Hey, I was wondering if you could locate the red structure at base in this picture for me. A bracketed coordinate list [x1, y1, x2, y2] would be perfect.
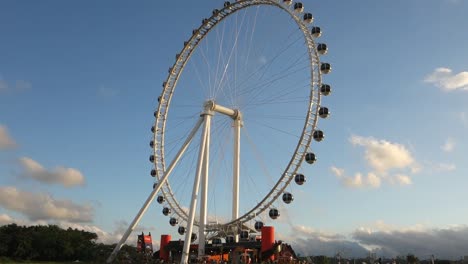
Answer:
[159, 234, 171, 261]
[261, 226, 275, 261]
[157, 225, 298, 263]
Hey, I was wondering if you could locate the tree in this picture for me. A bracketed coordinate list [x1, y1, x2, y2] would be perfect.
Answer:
[407, 254, 419, 264]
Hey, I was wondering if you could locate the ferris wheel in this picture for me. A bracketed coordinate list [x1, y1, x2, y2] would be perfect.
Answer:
[109, 0, 332, 263]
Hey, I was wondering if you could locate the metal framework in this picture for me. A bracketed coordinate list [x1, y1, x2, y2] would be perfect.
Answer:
[107, 0, 331, 263]
[153, 0, 322, 231]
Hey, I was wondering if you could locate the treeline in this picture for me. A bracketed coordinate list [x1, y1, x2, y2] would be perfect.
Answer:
[0, 223, 146, 263]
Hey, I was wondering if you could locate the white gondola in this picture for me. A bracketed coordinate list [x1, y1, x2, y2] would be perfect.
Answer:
[295, 173, 306, 185]
[162, 207, 171, 216]
[305, 152, 316, 164]
[319, 107, 330, 118]
[169, 217, 178, 226]
[311, 26, 322, 38]
[313, 130, 325, 141]
[303, 13, 313, 23]
[294, 2, 304, 12]
[269, 208, 280, 219]
[240, 230, 249, 239]
[225, 236, 234, 243]
[320, 63, 332, 74]
[178, 226, 186, 235]
[254, 221, 264, 231]
[317, 43, 328, 55]
[282, 192, 294, 204]
[320, 84, 331, 96]
[157, 195, 165, 204]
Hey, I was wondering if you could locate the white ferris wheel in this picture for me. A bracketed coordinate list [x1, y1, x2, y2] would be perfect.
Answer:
[109, 0, 332, 263]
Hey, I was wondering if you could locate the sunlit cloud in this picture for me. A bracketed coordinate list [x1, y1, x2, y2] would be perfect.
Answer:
[441, 138, 455, 152]
[350, 135, 416, 173]
[331, 136, 418, 189]
[0, 186, 93, 222]
[0, 125, 17, 149]
[18, 157, 85, 187]
[0, 213, 15, 225]
[394, 174, 412, 185]
[424, 67, 468, 91]
[331, 168, 382, 189]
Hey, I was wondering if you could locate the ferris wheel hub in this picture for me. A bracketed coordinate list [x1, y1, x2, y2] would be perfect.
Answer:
[203, 100, 241, 120]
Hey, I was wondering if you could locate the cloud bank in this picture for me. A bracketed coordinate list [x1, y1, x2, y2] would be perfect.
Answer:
[18, 157, 85, 187]
[288, 224, 468, 260]
[0, 186, 93, 222]
[352, 225, 468, 260]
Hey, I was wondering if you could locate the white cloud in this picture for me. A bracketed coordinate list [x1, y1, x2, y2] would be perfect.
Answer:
[366, 172, 381, 188]
[0, 125, 17, 149]
[331, 136, 417, 189]
[19, 157, 85, 187]
[331, 168, 381, 189]
[343, 173, 364, 188]
[330, 166, 344, 177]
[0, 186, 93, 222]
[350, 135, 416, 173]
[441, 138, 455, 152]
[424, 67, 468, 91]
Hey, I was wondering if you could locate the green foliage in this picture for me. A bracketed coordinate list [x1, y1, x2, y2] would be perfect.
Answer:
[0, 224, 98, 262]
[313, 255, 330, 264]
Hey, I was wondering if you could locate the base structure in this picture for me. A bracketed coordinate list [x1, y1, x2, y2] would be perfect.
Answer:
[107, 101, 242, 264]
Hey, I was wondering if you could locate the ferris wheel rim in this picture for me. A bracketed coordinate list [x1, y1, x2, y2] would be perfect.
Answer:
[152, 0, 325, 230]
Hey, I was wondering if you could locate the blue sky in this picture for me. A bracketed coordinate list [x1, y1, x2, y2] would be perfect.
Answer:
[1, 0, 468, 259]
